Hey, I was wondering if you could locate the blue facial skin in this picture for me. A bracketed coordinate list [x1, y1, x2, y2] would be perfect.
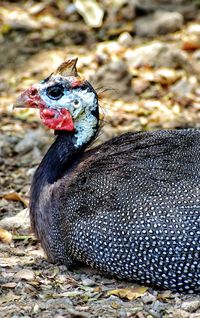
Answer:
[38, 75, 99, 148]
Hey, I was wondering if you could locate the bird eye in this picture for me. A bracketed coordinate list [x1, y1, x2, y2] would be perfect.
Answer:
[47, 85, 63, 100]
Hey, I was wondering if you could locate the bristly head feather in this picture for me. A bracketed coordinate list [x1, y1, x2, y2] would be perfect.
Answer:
[14, 57, 99, 140]
[54, 58, 79, 77]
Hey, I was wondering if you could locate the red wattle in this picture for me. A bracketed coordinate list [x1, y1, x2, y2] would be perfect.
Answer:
[40, 108, 75, 131]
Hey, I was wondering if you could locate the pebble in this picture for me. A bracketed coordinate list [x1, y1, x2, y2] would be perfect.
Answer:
[182, 23, 200, 51]
[91, 60, 132, 97]
[181, 300, 200, 313]
[14, 128, 49, 154]
[118, 32, 133, 47]
[128, 306, 144, 315]
[193, 49, 200, 60]
[67, 307, 91, 318]
[81, 278, 96, 286]
[0, 135, 18, 157]
[43, 298, 73, 310]
[107, 295, 124, 305]
[150, 300, 167, 315]
[182, 34, 200, 51]
[187, 24, 200, 35]
[32, 146, 42, 163]
[134, 1, 197, 21]
[118, 307, 127, 318]
[135, 10, 183, 37]
[171, 78, 195, 97]
[125, 42, 189, 69]
[170, 309, 191, 318]
[142, 293, 157, 304]
[11, 316, 31, 318]
[15, 269, 35, 281]
[132, 78, 150, 94]
[26, 166, 37, 177]
[154, 68, 181, 85]
[0, 208, 30, 230]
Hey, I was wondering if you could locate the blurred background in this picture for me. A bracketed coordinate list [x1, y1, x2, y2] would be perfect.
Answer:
[0, 0, 200, 216]
[0, 2, 200, 316]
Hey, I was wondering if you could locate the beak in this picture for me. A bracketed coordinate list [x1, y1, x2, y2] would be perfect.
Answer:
[13, 93, 29, 109]
[13, 85, 44, 109]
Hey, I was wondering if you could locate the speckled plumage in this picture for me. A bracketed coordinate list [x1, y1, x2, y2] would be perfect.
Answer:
[14, 58, 199, 292]
[31, 129, 200, 293]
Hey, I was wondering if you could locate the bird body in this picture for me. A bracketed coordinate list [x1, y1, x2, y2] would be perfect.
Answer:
[14, 59, 200, 293]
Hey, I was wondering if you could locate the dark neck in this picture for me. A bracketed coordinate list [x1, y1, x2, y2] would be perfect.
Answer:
[29, 131, 88, 259]
[34, 131, 87, 185]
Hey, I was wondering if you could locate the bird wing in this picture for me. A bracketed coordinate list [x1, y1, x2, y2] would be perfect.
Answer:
[78, 129, 200, 182]
[60, 129, 200, 216]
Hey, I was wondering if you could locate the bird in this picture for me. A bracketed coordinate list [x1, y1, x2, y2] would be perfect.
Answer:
[14, 58, 200, 293]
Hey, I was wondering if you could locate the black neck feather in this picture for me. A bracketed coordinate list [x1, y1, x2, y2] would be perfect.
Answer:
[33, 132, 86, 186]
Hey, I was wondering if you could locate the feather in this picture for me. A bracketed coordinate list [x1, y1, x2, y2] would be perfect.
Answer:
[54, 58, 79, 77]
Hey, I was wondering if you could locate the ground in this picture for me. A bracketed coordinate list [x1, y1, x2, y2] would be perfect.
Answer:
[0, 1, 200, 317]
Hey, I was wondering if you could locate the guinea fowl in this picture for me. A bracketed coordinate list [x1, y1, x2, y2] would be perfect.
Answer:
[14, 58, 200, 293]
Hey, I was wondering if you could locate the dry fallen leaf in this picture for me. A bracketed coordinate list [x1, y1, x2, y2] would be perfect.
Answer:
[0, 291, 20, 305]
[1, 192, 28, 207]
[0, 228, 12, 244]
[1, 282, 17, 288]
[107, 286, 148, 301]
[0, 256, 19, 267]
[111, 301, 120, 309]
[15, 269, 35, 281]
[157, 290, 173, 301]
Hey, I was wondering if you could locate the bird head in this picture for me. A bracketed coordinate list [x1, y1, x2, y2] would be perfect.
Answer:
[14, 58, 98, 132]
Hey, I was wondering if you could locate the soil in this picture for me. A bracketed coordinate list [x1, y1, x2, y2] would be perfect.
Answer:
[0, 1, 200, 317]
